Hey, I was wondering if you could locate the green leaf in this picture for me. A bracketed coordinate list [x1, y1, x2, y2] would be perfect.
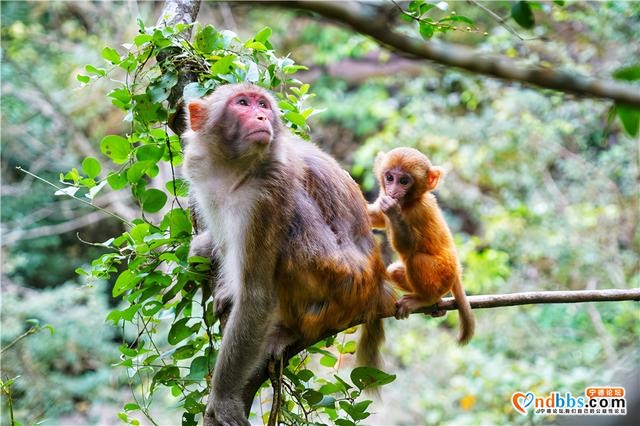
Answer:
[119, 344, 137, 357]
[107, 171, 128, 190]
[338, 340, 356, 354]
[108, 303, 140, 323]
[141, 300, 163, 316]
[419, 3, 435, 14]
[319, 383, 342, 395]
[211, 55, 236, 75]
[133, 93, 166, 122]
[123, 403, 140, 412]
[119, 52, 138, 73]
[85, 64, 106, 77]
[511, 1, 535, 29]
[168, 318, 201, 345]
[419, 21, 435, 39]
[164, 208, 192, 238]
[353, 400, 373, 413]
[282, 64, 308, 74]
[166, 178, 189, 197]
[254, 26, 272, 43]
[245, 41, 267, 51]
[80, 177, 96, 188]
[76, 74, 90, 83]
[186, 356, 209, 381]
[82, 157, 101, 178]
[302, 389, 323, 405]
[297, 369, 314, 382]
[333, 375, 353, 391]
[173, 344, 197, 360]
[194, 25, 219, 54]
[152, 365, 180, 388]
[134, 34, 153, 46]
[283, 111, 307, 127]
[408, 0, 425, 13]
[149, 72, 178, 103]
[108, 87, 132, 109]
[320, 354, 337, 368]
[339, 399, 370, 421]
[101, 46, 121, 64]
[136, 144, 165, 162]
[616, 105, 640, 137]
[316, 396, 337, 409]
[440, 15, 475, 25]
[350, 366, 396, 391]
[129, 223, 149, 243]
[335, 413, 357, 425]
[613, 64, 640, 81]
[100, 135, 131, 164]
[183, 82, 211, 101]
[113, 270, 141, 297]
[182, 412, 197, 426]
[63, 167, 81, 184]
[142, 189, 167, 213]
[126, 162, 150, 183]
[553, 0, 565, 5]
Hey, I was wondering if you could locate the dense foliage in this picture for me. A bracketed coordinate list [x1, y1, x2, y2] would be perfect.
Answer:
[1, 1, 638, 425]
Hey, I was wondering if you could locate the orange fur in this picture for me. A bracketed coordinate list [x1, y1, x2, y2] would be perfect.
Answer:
[369, 147, 475, 344]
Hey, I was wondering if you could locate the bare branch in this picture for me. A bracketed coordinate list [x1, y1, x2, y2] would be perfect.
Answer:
[1, 211, 107, 246]
[239, 287, 640, 413]
[415, 288, 640, 313]
[297, 51, 424, 84]
[271, 1, 640, 107]
[155, 0, 201, 33]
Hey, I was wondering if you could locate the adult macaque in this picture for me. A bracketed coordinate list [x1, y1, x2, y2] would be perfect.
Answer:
[183, 83, 395, 425]
[368, 148, 475, 344]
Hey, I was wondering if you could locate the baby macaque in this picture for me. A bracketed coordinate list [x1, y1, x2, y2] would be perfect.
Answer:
[368, 147, 475, 344]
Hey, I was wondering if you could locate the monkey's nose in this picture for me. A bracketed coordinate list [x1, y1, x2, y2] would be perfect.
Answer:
[256, 115, 266, 121]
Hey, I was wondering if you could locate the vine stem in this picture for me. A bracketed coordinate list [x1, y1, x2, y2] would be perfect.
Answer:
[1, 327, 39, 354]
[16, 166, 133, 227]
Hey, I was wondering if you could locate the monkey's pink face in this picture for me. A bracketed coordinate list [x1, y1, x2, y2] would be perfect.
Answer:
[383, 169, 413, 200]
[226, 92, 275, 145]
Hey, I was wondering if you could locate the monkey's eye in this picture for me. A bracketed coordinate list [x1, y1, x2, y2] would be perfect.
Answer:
[399, 177, 410, 185]
[258, 99, 267, 108]
[385, 174, 393, 182]
[237, 98, 249, 106]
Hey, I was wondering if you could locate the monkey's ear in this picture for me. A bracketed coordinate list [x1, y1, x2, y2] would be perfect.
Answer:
[187, 100, 207, 131]
[427, 166, 445, 190]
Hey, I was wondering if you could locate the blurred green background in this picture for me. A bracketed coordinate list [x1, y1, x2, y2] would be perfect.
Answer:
[1, 1, 638, 425]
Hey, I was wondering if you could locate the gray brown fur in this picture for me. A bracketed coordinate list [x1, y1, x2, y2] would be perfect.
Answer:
[183, 83, 395, 425]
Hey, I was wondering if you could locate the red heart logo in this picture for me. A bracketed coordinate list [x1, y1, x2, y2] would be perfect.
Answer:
[511, 392, 534, 415]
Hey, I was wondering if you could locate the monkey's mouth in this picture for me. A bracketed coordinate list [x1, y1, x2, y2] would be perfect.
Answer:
[246, 129, 272, 143]
[248, 129, 271, 136]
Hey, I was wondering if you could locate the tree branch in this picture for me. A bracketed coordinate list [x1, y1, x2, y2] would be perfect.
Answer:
[155, 0, 201, 31]
[156, 0, 202, 136]
[1, 210, 108, 246]
[240, 288, 640, 413]
[273, 1, 640, 107]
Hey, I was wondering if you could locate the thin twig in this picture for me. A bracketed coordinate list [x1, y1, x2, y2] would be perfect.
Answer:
[15, 167, 133, 227]
[1, 328, 39, 354]
[467, 0, 541, 41]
